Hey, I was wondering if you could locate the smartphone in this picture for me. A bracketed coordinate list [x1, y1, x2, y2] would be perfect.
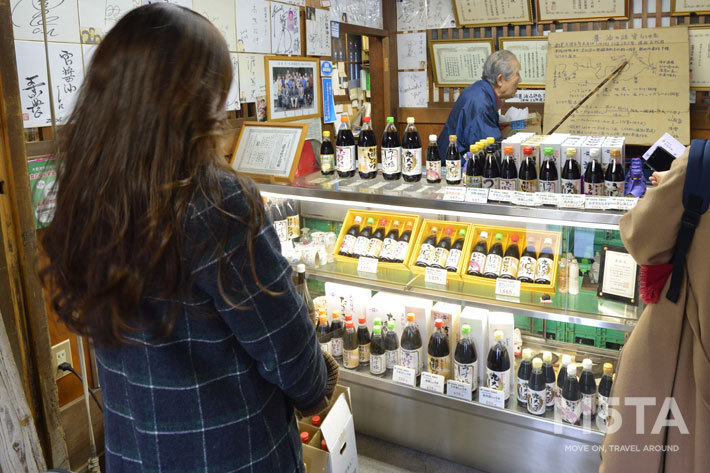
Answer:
[644, 146, 676, 172]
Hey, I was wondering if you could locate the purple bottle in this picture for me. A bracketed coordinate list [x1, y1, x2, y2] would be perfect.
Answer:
[623, 157, 647, 198]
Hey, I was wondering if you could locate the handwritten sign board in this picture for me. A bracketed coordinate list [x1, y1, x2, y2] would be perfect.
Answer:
[453, 0, 532, 27]
[238, 53, 267, 103]
[499, 37, 547, 88]
[429, 39, 495, 87]
[397, 0, 426, 32]
[236, 0, 271, 54]
[77, 0, 136, 43]
[11, 0, 80, 42]
[543, 27, 690, 145]
[47, 43, 84, 124]
[537, 0, 628, 23]
[15, 41, 51, 128]
[193, 0, 237, 52]
[690, 26, 710, 90]
[271, 3, 301, 55]
[427, 0, 457, 29]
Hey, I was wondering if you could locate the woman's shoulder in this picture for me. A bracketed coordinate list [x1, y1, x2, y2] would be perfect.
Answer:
[186, 168, 260, 225]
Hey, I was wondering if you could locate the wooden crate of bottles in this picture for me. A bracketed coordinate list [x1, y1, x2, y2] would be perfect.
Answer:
[460, 225, 562, 294]
[332, 209, 421, 269]
[406, 219, 473, 282]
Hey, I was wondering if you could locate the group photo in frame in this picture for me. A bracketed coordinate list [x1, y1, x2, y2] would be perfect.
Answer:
[265, 56, 321, 121]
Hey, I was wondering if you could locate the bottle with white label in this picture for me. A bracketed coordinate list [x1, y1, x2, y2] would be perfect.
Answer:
[379, 220, 400, 263]
[329, 311, 344, 359]
[534, 237, 555, 284]
[486, 329, 511, 402]
[517, 348, 533, 407]
[527, 358, 547, 416]
[381, 116, 401, 180]
[445, 135, 462, 185]
[500, 146, 518, 191]
[426, 134, 442, 184]
[415, 227, 439, 267]
[393, 221, 414, 264]
[483, 233, 505, 278]
[316, 312, 331, 355]
[384, 321, 400, 371]
[597, 363, 614, 423]
[556, 354, 572, 411]
[561, 363, 582, 425]
[445, 228, 467, 272]
[400, 313, 423, 376]
[517, 237, 537, 283]
[430, 227, 453, 270]
[579, 358, 597, 419]
[538, 147, 558, 193]
[542, 351, 556, 410]
[370, 326, 386, 376]
[358, 116, 378, 179]
[466, 231, 489, 276]
[427, 319, 451, 380]
[353, 217, 375, 258]
[342, 321, 359, 369]
[367, 218, 387, 259]
[454, 324, 478, 391]
[339, 216, 362, 258]
[320, 131, 335, 175]
[500, 234, 521, 279]
[561, 147, 582, 194]
[402, 117, 422, 182]
[335, 115, 356, 178]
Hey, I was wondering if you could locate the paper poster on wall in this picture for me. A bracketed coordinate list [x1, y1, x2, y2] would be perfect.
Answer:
[47, 43, 85, 124]
[397, 0, 426, 32]
[236, 0, 271, 54]
[429, 39, 494, 87]
[306, 7, 332, 57]
[271, 2, 301, 55]
[11, 0, 81, 42]
[78, 0, 139, 43]
[397, 33, 427, 70]
[238, 53, 266, 103]
[193, 0, 237, 52]
[321, 61, 337, 123]
[453, 0, 532, 27]
[15, 41, 52, 128]
[537, 0, 627, 22]
[689, 26, 710, 90]
[499, 37, 547, 88]
[346, 0, 366, 26]
[366, 0, 383, 29]
[398, 71, 428, 108]
[673, 0, 710, 15]
[28, 156, 62, 229]
[426, 0, 457, 29]
[226, 53, 241, 111]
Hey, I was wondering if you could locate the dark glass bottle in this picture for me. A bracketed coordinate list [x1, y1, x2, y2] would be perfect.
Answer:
[454, 324, 478, 391]
[539, 148, 558, 193]
[317, 312, 331, 354]
[381, 116, 402, 180]
[425, 134, 442, 184]
[469, 143, 485, 188]
[296, 264, 315, 325]
[580, 358, 597, 419]
[466, 231, 488, 276]
[445, 135, 462, 185]
[285, 200, 300, 241]
[379, 220, 400, 263]
[366, 218, 387, 259]
[604, 153, 625, 196]
[584, 150, 605, 196]
[357, 316, 371, 366]
[517, 348, 533, 407]
[320, 131, 335, 175]
[518, 147, 538, 192]
[336, 115, 356, 178]
[445, 228, 467, 272]
[462, 145, 474, 187]
[486, 330, 511, 402]
[342, 321, 359, 369]
[483, 233, 504, 279]
[500, 146, 518, 191]
[561, 364, 582, 425]
[369, 326, 386, 376]
[556, 354, 571, 411]
[384, 321, 400, 371]
[339, 216, 361, 258]
[561, 148, 581, 194]
[357, 116, 377, 179]
[517, 237, 537, 283]
[393, 221, 413, 263]
[329, 311, 344, 359]
[427, 319, 451, 380]
[542, 351, 556, 410]
[353, 217, 375, 258]
[482, 145, 500, 189]
[402, 117, 422, 182]
[534, 237, 555, 284]
[430, 227, 453, 270]
[271, 199, 289, 242]
[500, 234, 520, 280]
[527, 358, 546, 416]
[597, 363, 614, 423]
[415, 227, 438, 267]
[400, 313, 423, 376]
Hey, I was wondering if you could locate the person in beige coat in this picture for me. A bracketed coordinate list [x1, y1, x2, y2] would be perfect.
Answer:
[600, 149, 710, 472]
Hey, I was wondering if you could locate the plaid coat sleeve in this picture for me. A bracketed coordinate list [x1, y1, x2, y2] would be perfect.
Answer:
[187, 176, 328, 411]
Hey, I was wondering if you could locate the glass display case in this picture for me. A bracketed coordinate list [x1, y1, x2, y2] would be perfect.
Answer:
[259, 172, 638, 472]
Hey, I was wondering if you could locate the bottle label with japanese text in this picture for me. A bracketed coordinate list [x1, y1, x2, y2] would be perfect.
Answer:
[394, 240, 410, 262]
[385, 349, 399, 370]
[426, 160, 441, 181]
[482, 177, 499, 189]
[399, 348, 421, 375]
[367, 238, 384, 259]
[415, 243, 434, 266]
[445, 249, 462, 271]
[380, 237, 397, 261]
[519, 179, 536, 193]
[336, 146, 355, 171]
[517, 377, 529, 404]
[605, 181, 624, 197]
[500, 256, 519, 279]
[582, 393, 597, 417]
[517, 256, 536, 280]
[467, 252, 487, 275]
[527, 388, 546, 415]
[321, 154, 334, 173]
[538, 181, 556, 193]
[486, 368, 511, 400]
[483, 254, 502, 276]
[354, 235, 370, 257]
[427, 354, 451, 380]
[343, 348, 359, 369]
[320, 341, 331, 355]
[454, 360, 478, 390]
[402, 148, 422, 176]
[340, 234, 357, 255]
[331, 337, 343, 357]
[598, 394, 610, 421]
[561, 179, 580, 194]
[584, 182, 604, 196]
[358, 146, 378, 173]
[358, 343, 371, 364]
[446, 160, 462, 181]
[561, 398, 582, 425]
[546, 382, 555, 407]
[370, 354, 386, 375]
[287, 215, 300, 239]
[535, 257, 554, 283]
[500, 178, 516, 191]
[382, 147, 401, 174]
[432, 247, 449, 268]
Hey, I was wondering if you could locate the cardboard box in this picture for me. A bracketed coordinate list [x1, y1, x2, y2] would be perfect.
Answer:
[499, 112, 542, 138]
[560, 136, 586, 170]
[457, 307, 489, 388]
[430, 302, 461, 354]
[602, 136, 625, 172]
[325, 282, 371, 320]
[365, 291, 406, 332]
[540, 133, 571, 175]
[581, 136, 605, 173]
[501, 132, 536, 168]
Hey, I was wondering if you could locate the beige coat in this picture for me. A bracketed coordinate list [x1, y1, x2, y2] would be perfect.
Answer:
[600, 150, 710, 472]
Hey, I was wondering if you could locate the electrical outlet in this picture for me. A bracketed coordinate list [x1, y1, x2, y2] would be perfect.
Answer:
[51, 339, 72, 380]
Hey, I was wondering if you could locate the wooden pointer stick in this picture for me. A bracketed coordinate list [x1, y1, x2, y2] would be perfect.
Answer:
[547, 60, 628, 134]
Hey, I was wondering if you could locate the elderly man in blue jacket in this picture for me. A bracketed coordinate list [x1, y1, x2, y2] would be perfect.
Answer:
[438, 50, 521, 160]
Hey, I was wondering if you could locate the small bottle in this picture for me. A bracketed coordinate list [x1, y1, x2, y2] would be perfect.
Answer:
[335, 115, 356, 178]
[454, 324, 478, 392]
[542, 351, 556, 410]
[483, 233, 504, 279]
[517, 348, 533, 407]
[300, 432, 310, 444]
[370, 326, 386, 376]
[527, 357, 547, 416]
[597, 363, 614, 423]
[296, 264, 315, 325]
[561, 148, 582, 194]
[539, 147, 558, 193]
[357, 116, 378, 179]
[342, 321, 359, 369]
[445, 135, 462, 185]
[379, 220, 400, 262]
[402, 117, 422, 182]
[463, 144, 477, 187]
[569, 259, 580, 295]
[518, 146, 538, 192]
[425, 134, 442, 184]
[357, 316, 371, 366]
[384, 321, 400, 371]
[580, 358, 597, 419]
[500, 234, 520, 279]
[400, 313, 423, 376]
[320, 131, 335, 175]
[427, 319, 451, 380]
[317, 312, 331, 354]
[339, 216, 362, 258]
[430, 227, 453, 270]
[517, 237, 537, 283]
[271, 199, 289, 242]
[445, 228, 467, 272]
[500, 146, 518, 191]
[469, 143, 484, 188]
[604, 149, 625, 196]
[381, 116, 402, 180]
[558, 257, 569, 293]
[482, 145, 500, 189]
[466, 231, 489, 276]
[534, 237, 555, 284]
[486, 329, 511, 402]
[366, 218, 387, 259]
[393, 221, 413, 264]
[353, 217, 375, 258]
[561, 363, 582, 425]
[285, 200, 300, 240]
[584, 149, 605, 196]
[556, 354, 572, 410]
[415, 226, 438, 267]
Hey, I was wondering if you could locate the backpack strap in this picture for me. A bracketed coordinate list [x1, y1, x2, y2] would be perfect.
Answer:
[666, 139, 710, 302]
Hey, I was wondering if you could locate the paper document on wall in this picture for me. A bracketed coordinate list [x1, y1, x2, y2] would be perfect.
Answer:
[47, 43, 84, 124]
[397, 0, 426, 32]
[271, 2, 301, 55]
[226, 53, 241, 111]
[689, 27, 710, 89]
[11, 0, 80, 42]
[426, 0, 456, 29]
[502, 39, 547, 86]
[15, 41, 52, 128]
[77, 0, 138, 43]
[236, 0, 271, 54]
[193, 0, 237, 52]
[398, 71, 428, 108]
[306, 7, 332, 57]
[397, 33, 427, 70]
[238, 53, 267, 103]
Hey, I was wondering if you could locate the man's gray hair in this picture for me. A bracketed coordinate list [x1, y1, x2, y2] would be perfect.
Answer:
[482, 50, 518, 86]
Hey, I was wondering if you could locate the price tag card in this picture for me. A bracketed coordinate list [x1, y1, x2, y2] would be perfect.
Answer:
[309, 177, 328, 184]
[611, 196, 639, 211]
[443, 186, 466, 201]
[393, 184, 413, 192]
[465, 187, 489, 203]
[585, 196, 612, 210]
[368, 181, 389, 190]
[495, 278, 521, 298]
[447, 380, 473, 401]
[392, 365, 417, 387]
[536, 192, 560, 207]
[488, 189, 513, 203]
[420, 372, 445, 394]
[558, 194, 586, 209]
[512, 191, 541, 207]
[357, 257, 379, 274]
[425, 267, 448, 285]
[479, 386, 506, 409]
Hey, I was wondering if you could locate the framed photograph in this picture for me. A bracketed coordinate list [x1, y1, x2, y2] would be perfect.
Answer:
[537, 0, 629, 23]
[265, 56, 321, 121]
[429, 39, 495, 88]
[452, 0, 532, 27]
[689, 26, 710, 90]
[499, 36, 547, 88]
[230, 122, 308, 184]
[597, 245, 639, 306]
[672, 0, 710, 15]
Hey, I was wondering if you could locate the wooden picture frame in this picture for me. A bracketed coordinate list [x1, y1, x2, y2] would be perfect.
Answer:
[597, 245, 639, 306]
[537, 0, 629, 23]
[672, 0, 710, 15]
[689, 25, 710, 90]
[499, 36, 547, 89]
[429, 39, 495, 88]
[265, 56, 321, 122]
[230, 122, 308, 184]
[452, 0, 533, 27]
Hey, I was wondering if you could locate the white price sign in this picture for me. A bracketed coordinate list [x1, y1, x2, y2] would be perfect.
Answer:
[425, 267, 448, 285]
[357, 257, 379, 274]
[447, 379, 473, 401]
[558, 194, 586, 209]
[585, 196, 612, 210]
[479, 386, 506, 409]
[495, 278, 521, 298]
[611, 196, 639, 211]
[536, 192, 560, 207]
[392, 365, 417, 387]
[465, 187, 489, 203]
[488, 189, 514, 203]
[512, 191, 541, 207]
[443, 186, 466, 201]
[420, 372, 445, 394]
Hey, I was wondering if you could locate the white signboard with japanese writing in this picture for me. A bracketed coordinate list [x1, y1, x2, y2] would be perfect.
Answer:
[499, 37, 547, 88]
[15, 40, 52, 128]
[430, 39, 494, 87]
[237, 0, 271, 53]
[47, 43, 84, 124]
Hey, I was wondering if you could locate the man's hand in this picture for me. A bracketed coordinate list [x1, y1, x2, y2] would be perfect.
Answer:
[650, 171, 669, 187]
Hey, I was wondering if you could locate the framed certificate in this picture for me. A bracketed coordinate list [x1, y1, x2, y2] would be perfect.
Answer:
[230, 122, 308, 184]
[265, 56, 321, 121]
[537, 0, 629, 23]
[499, 36, 547, 88]
[597, 245, 639, 305]
[452, 0, 533, 27]
[429, 39, 495, 88]
[689, 26, 710, 90]
[672, 0, 710, 15]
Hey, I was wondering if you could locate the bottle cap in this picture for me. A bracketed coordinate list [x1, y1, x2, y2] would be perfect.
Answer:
[590, 148, 601, 159]
[567, 363, 577, 377]
[332, 311, 341, 319]
[543, 237, 553, 246]
[393, 220, 400, 227]
[543, 351, 552, 363]
[387, 321, 396, 330]
[358, 316, 366, 324]
[522, 348, 533, 360]
[344, 313, 352, 320]
[504, 146, 514, 154]
[365, 217, 374, 225]
[544, 147, 554, 155]
[406, 312, 415, 322]
[321, 439, 328, 451]
[319, 314, 328, 323]
[434, 318, 443, 328]
[341, 115, 348, 122]
[510, 234, 519, 243]
[373, 326, 382, 335]
[297, 263, 306, 273]
[610, 149, 621, 157]
[311, 415, 321, 426]
[523, 146, 533, 155]
[582, 358, 593, 370]
[407, 117, 415, 124]
[323, 131, 330, 137]
[469, 144, 476, 152]
[449, 135, 457, 142]
[444, 227, 453, 236]
[532, 358, 543, 370]
[430, 226, 439, 234]
[566, 148, 577, 157]
[405, 221, 413, 229]
[494, 329, 504, 341]
[363, 116, 371, 123]
[300, 432, 310, 443]
[458, 228, 466, 237]
[378, 218, 387, 226]
[603, 363, 614, 375]
[386, 116, 394, 123]
[480, 231, 489, 239]
[354, 216, 362, 224]
[373, 318, 382, 326]
[494, 233, 503, 241]
[561, 354, 571, 365]
[486, 137, 495, 144]
[345, 321, 354, 329]
[461, 324, 471, 335]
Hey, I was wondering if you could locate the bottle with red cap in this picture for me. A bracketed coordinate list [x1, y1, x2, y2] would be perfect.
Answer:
[358, 116, 378, 179]
[336, 115, 356, 178]
[342, 320, 359, 369]
[357, 316, 371, 365]
[399, 312, 423, 375]
[499, 234, 520, 279]
[427, 318, 451, 380]
[518, 146, 538, 192]
[300, 432, 310, 444]
[311, 415, 322, 427]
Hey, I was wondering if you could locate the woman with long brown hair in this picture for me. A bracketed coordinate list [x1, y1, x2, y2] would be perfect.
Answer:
[40, 4, 337, 472]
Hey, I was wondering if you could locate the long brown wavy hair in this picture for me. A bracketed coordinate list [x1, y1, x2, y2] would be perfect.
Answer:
[40, 3, 265, 346]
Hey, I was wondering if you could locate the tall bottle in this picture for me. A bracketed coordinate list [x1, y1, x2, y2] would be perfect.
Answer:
[415, 226, 438, 267]
[430, 227, 453, 270]
[500, 235, 520, 280]
[539, 147, 559, 193]
[445, 228, 467, 272]
[517, 237, 537, 283]
[370, 326, 386, 376]
[482, 145, 500, 189]
[393, 221, 413, 264]
[317, 312, 331, 354]
[518, 146, 538, 192]
[580, 358, 597, 419]
[584, 149, 604, 196]
[296, 264, 315, 325]
[402, 117, 422, 182]
[358, 116, 378, 179]
[604, 150, 625, 196]
[466, 231, 489, 276]
[379, 220, 400, 263]
[320, 131, 335, 175]
[427, 319, 451, 380]
[516, 348, 533, 407]
[561, 364, 582, 425]
[542, 351, 556, 410]
[381, 116, 401, 180]
[486, 329, 511, 402]
[425, 134, 442, 184]
[561, 148, 581, 194]
[285, 200, 300, 240]
[445, 135, 462, 185]
[353, 217, 375, 258]
[271, 199, 290, 242]
[366, 218, 387, 259]
[357, 316, 371, 366]
[400, 313, 423, 376]
[556, 354, 572, 410]
[527, 358, 547, 416]
[454, 324, 478, 391]
[336, 115, 356, 178]
[342, 321, 359, 369]
[384, 321, 400, 371]
[330, 311, 344, 359]
[462, 144, 474, 187]
[483, 233, 504, 279]
[465, 144, 484, 188]
[597, 363, 614, 423]
[534, 237, 555, 284]
[500, 146, 518, 191]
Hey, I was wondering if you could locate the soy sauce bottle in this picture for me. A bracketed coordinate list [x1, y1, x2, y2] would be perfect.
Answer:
[454, 324, 478, 391]
[426, 134, 442, 184]
[342, 321, 359, 369]
[483, 233, 504, 279]
[468, 144, 484, 188]
[561, 148, 581, 194]
[561, 364, 582, 425]
[427, 319, 451, 380]
[358, 116, 377, 179]
[366, 218, 387, 259]
[462, 144, 475, 187]
[556, 354, 572, 411]
[336, 115, 356, 178]
[580, 358, 597, 419]
[542, 351, 556, 410]
[370, 326, 386, 376]
[500, 234, 520, 279]
[445, 135, 462, 185]
[500, 146, 518, 191]
[486, 329, 511, 402]
[339, 216, 362, 257]
[445, 228, 467, 272]
[357, 316, 371, 366]
[381, 116, 402, 180]
[353, 217, 375, 258]
[431, 227, 453, 269]
[415, 227, 438, 267]
[400, 313, 423, 376]
[527, 358, 546, 416]
[597, 363, 614, 423]
[534, 237, 555, 284]
[604, 151, 625, 196]
[402, 117, 422, 182]
[320, 131, 335, 175]
[393, 221, 413, 264]
[482, 145, 500, 189]
[379, 220, 400, 262]
[467, 231, 489, 276]
[517, 348, 533, 407]
[517, 237, 537, 283]
[584, 149, 604, 196]
[384, 321, 400, 371]
[518, 146, 538, 192]
[539, 147, 559, 193]
[317, 312, 331, 355]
